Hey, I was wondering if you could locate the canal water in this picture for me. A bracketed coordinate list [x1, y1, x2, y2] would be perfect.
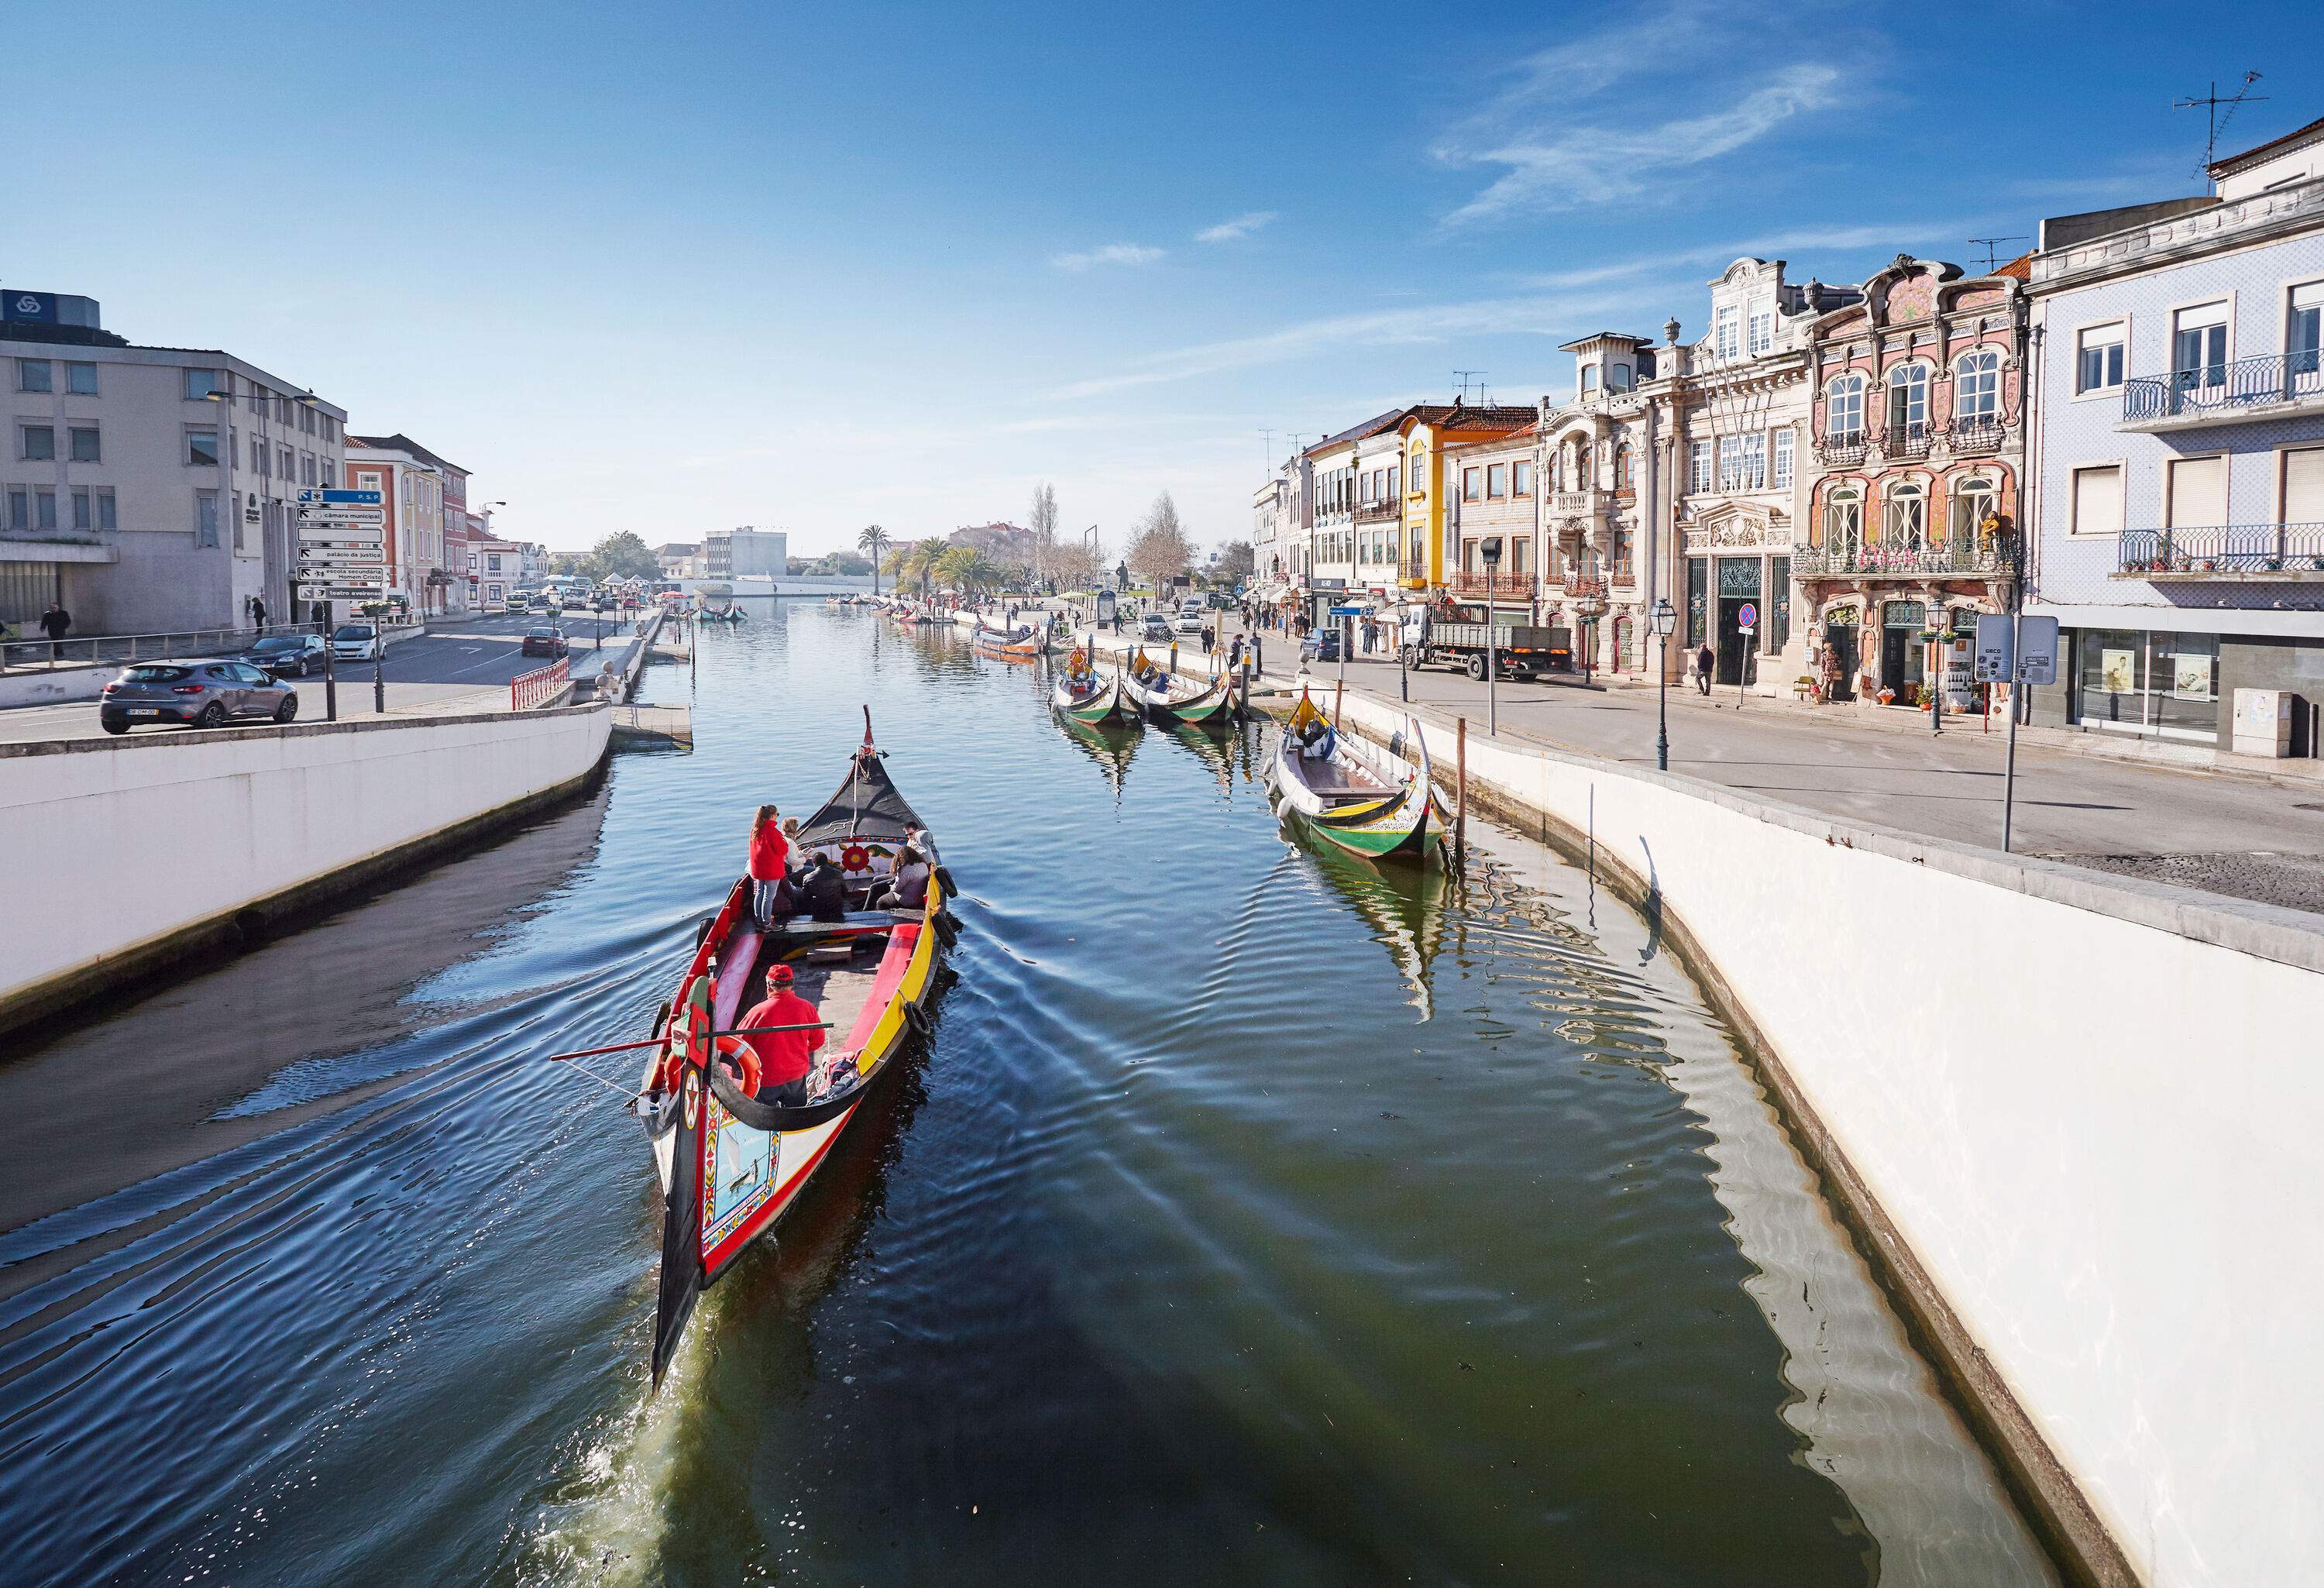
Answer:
[0, 603, 2055, 1586]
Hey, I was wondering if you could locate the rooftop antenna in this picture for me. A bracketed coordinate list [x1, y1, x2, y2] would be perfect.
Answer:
[1452, 370, 1486, 403]
[1968, 235, 2028, 274]
[2174, 71, 2267, 174]
[1260, 428, 1277, 472]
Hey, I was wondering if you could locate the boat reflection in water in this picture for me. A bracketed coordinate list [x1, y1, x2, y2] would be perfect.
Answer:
[1275, 799, 1449, 1020]
[1051, 710, 1144, 801]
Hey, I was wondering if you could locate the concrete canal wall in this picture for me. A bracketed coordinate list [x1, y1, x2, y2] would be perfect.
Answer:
[0, 701, 611, 1036]
[1313, 682, 2319, 1588]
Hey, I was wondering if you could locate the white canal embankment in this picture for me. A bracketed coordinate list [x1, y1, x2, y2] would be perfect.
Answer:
[1300, 679, 2319, 1588]
[0, 700, 611, 1036]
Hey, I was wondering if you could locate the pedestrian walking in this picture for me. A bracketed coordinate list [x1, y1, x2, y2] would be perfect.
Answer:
[1202, 623, 1215, 652]
[1695, 641, 1714, 696]
[39, 600, 72, 661]
[251, 595, 267, 631]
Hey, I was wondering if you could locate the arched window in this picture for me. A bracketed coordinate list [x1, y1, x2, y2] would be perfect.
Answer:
[1821, 486, 1861, 550]
[1827, 375, 1865, 442]
[1948, 475, 1998, 548]
[1576, 441, 1593, 483]
[1882, 481, 1927, 547]
[1886, 363, 1930, 436]
[1614, 442, 1634, 488]
[1954, 349, 2001, 424]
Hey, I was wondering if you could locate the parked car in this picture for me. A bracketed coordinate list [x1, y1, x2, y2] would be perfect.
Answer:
[521, 625, 569, 658]
[1301, 628, 1342, 663]
[1173, 607, 1208, 635]
[235, 633, 329, 677]
[332, 622, 383, 662]
[1139, 612, 1173, 641]
[100, 661, 297, 734]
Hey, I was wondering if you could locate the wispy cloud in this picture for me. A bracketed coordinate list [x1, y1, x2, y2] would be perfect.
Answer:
[1050, 284, 1658, 400]
[1439, 64, 1841, 226]
[1051, 242, 1164, 272]
[1196, 211, 1278, 243]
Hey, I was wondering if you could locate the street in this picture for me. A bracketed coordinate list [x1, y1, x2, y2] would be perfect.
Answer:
[0, 610, 632, 745]
[1260, 641, 2324, 911]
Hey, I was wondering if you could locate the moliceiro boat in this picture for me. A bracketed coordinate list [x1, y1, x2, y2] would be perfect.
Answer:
[1271, 687, 1449, 863]
[1050, 638, 1129, 724]
[1121, 644, 1235, 724]
[971, 622, 1049, 660]
[632, 718, 957, 1383]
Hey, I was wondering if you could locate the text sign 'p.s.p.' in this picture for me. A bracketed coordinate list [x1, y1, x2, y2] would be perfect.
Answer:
[297, 489, 383, 507]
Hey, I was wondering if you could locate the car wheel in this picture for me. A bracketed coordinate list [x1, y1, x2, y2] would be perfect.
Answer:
[1466, 654, 1487, 681]
[101, 717, 129, 737]
[196, 701, 228, 729]
[274, 693, 299, 724]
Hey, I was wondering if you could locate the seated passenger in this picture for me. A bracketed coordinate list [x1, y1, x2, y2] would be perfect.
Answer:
[872, 844, 931, 910]
[799, 853, 848, 923]
[735, 964, 824, 1106]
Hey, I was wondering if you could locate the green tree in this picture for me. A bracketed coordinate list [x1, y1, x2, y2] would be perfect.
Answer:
[1214, 539, 1254, 584]
[583, 531, 660, 583]
[857, 523, 892, 595]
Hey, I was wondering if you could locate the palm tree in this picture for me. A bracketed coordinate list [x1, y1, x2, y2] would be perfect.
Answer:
[857, 524, 892, 596]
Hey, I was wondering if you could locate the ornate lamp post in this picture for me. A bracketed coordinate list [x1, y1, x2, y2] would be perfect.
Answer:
[1651, 597, 1677, 771]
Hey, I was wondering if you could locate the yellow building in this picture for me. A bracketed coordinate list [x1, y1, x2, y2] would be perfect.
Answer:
[1396, 403, 1538, 591]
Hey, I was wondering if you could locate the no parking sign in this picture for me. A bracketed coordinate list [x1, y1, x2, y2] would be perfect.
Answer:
[1736, 601, 1757, 634]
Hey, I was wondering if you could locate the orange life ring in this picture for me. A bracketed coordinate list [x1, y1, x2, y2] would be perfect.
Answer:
[712, 1033, 760, 1098]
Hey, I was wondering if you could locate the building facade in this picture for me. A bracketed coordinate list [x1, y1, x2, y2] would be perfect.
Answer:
[469, 536, 524, 610]
[2025, 116, 2324, 759]
[344, 435, 461, 617]
[1655, 261, 1838, 689]
[706, 527, 787, 579]
[1793, 256, 2025, 709]
[1441, 421, 1539, 614]
[3, 290, 348, 634]
[1541, 337, 1659, 675]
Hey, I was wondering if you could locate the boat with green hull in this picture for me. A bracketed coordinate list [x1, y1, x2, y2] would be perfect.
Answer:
[1050, 640, 1130, 724]
[1121, 645, 1236, 724]
[1270, 687, 1447, 864]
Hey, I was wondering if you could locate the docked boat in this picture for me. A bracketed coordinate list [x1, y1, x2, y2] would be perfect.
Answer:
[971, 623, 1047, 660]
[1050, 638, 1129, 724]
[1120, 645, 1235, 724]
[1271, 686, 1447, 863]
[631, 720, 956, 1383]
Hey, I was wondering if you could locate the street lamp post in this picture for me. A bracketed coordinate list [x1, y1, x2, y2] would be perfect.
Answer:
[1651, 596, 1677, 772]
[1479, 536, 1504, 737]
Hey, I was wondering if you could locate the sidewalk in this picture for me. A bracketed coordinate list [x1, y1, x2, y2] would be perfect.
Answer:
[1076, 627, 2322, 914]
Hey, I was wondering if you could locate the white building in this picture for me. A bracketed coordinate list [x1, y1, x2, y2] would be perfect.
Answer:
[468, 537, 525, 611]
[3, 290, 348, 634]
[706, 526, 786, 579]
[344, 434, 458, 617]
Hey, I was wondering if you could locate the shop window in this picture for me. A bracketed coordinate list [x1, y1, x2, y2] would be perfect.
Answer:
[2077, 629, 2220, 741]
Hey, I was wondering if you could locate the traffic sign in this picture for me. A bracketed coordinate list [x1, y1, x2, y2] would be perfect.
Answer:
[301, 585, 387, 601]
[1973, 614, 2060, 686]
[297, 489, 383, 506]
[297, 506, 386, 526]
[1735, 602, 1758, 631]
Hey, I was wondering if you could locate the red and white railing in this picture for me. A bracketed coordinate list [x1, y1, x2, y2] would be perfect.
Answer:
[511, 658, 569, 710]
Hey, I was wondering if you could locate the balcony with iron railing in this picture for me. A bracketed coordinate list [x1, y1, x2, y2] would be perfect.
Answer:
[1556, 572, 1608, 598]
[1817, 431, 1868, 468]
[1550, 490, 1597, 515]
[1793, 534, 2016, 578]
[1355, 498, 1401, 524]
[1877, 422, 1934, 460]
[1449, 570, 1535, 599]
[2120, 349, 2324, 430]
[2117, 523, 2324, 579]
[1946, 418, 2007, 453]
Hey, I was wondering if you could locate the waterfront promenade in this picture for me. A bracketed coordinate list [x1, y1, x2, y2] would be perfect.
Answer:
[1069, 617, 2324, 915]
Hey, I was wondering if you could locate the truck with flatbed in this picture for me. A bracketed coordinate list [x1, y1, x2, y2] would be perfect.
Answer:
[1397, 607, 1569, 680]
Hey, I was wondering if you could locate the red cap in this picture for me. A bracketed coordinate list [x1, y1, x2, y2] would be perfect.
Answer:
[767, 964, 794, 985]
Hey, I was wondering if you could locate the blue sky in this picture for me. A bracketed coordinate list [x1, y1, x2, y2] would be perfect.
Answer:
[9, 1, 2320, 556]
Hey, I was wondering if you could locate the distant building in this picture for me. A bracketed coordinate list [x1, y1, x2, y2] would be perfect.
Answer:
[1, 289, 349, 634]
[948, 521, 1038, 565]
[344, 433, 469, 617]
[655, 541, 700, 575]
[705, 526, 786, 579]
[2025, 112, 2324, 761]
[468, 536, 524, 610]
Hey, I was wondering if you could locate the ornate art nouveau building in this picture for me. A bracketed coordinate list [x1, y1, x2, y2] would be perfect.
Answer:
[1791, 256, 2028, 708]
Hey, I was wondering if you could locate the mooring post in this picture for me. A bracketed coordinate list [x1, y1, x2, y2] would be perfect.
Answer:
[1456, 715, 1468, 860]
[1332, 677, 1344, 729]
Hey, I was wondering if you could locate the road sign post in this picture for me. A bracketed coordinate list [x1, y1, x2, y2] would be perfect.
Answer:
[1734, 602, 1757, 712]
[1980, 614, 2058, 853]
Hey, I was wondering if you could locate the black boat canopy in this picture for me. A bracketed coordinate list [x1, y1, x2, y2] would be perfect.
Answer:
[793, 732, 929, 847]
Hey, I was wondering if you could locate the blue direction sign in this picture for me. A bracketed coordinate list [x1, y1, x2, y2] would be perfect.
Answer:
[1736, 601, 1758, 631]
[297, 488, 384, 506]
[1330, 604, 1365, 617]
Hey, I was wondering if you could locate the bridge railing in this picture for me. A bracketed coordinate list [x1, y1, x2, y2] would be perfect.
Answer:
[511, 658, 570, 711]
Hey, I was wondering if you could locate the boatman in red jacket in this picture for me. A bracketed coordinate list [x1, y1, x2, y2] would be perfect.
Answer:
[747, 804, 789, 930]
[737, 964, 824, 1105]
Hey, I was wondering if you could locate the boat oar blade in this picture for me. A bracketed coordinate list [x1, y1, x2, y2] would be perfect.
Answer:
[651, 1067, 706, 1391]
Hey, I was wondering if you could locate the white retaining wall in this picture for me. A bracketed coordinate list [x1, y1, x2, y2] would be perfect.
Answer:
[0, 702, 610, 1014]
[1325, 685, 2321, 1588]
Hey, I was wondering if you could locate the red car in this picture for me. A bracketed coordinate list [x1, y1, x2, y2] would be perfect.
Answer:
[521, 625, 569, 658]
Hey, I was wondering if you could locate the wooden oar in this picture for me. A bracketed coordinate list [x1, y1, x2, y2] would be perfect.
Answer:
[540, 1023, 830, 1064]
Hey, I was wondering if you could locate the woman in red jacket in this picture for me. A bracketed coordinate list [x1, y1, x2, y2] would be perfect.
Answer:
[748, 804, 790, 929]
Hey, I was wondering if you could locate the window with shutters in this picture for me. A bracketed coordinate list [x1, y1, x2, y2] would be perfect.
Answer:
[2164, 455, 2226, 528]
[2070, 464, 2124, 537]
[2281, 446, 2324, 524]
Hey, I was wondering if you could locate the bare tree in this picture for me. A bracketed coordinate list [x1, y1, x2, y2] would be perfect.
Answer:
[1047, 538, 1098, 592]
[1028, 482, 1059, 586]
[1125, 490, 1194, 593]
[1214, 539, 1254, 584]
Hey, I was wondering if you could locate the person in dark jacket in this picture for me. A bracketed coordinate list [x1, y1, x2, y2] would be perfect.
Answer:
[1696, 641, 1715, 695]
[799, 854, 847, 923]
[40, 601, 71, 660]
